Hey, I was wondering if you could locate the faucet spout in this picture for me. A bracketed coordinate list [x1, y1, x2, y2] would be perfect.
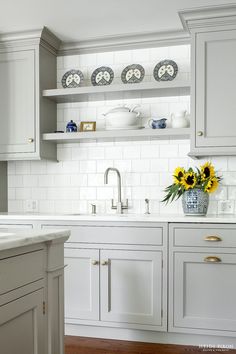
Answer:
[104, 167, 122, 203]
[104, 167, 128, 214]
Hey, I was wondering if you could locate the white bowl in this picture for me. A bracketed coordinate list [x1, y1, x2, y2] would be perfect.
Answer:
[105, 111, 141, 128]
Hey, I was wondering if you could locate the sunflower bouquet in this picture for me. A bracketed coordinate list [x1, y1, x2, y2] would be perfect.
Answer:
[162, 162, 222, 203]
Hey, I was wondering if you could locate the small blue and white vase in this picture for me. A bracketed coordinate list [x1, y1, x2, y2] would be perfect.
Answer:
[66, 120, 77, 132]
[182, 188, 209, 216]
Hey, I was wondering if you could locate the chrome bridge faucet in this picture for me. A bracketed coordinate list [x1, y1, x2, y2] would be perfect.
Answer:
[104, 167, 128, 214]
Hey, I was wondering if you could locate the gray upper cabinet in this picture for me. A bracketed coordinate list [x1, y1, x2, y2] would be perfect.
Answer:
[180, 5, 236, 157]
[0, 27, 60, 161]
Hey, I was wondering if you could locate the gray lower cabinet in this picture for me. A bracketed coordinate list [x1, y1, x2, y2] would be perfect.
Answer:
[169, 223, 236, 336]
[0, 27, 59, 161]
[181, 5, 236, 156]
[44, 223, 167, 331]
[0, 289, 45, 354]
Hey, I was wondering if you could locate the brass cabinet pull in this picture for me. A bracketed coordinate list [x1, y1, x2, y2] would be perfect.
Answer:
[204, 256, 222, 263]
[204, 235, 222, 242]
[91, 260, 99, 265]
[197, 131, 203, 136]
[101, 260, 108, 266]
[28, 138, 34, 143]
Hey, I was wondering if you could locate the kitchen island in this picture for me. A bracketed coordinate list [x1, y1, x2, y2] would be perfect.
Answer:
[0, 228, 70, 354]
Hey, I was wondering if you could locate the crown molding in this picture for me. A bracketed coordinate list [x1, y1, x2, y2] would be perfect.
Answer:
[179, 4, 236, 32]
[0, 27, 61, 54]
[40, 27, 61, 54]
[58, 30, 190, 56]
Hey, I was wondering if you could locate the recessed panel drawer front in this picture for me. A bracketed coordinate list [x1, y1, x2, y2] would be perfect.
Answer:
[172, 224, 236, 248]
[0, 250, 44, 295]
[42, 225, 163, 246]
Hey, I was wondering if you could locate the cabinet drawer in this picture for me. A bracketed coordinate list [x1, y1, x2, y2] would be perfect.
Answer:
[0, 250, 44, 295]
[171, 224, 236, 248]
[42, 225, 163, 246]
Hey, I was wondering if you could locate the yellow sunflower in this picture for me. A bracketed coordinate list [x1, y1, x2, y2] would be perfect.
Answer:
[204, 177, 219, 193]
[173, 167, 185, 185]
[182, 172, 197, 190]
[200, 162, 215, 181]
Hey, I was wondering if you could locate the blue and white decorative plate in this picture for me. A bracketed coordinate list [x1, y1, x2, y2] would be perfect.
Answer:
[61, 69, 84, 88]
[121, 64, 145, 84]
[153, 60, 178, 81]
[91, 66, 114, 86]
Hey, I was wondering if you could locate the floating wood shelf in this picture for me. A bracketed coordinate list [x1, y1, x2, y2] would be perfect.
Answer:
[42, 128, 190, 144]
[42, 81, 190, 103]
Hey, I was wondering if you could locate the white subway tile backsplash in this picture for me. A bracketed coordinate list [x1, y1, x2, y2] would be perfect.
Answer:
[79, 161, 97, 173]
[38, 175, 55, 187]
[63, 55, 80, 69]
[132, 159, 150, 172]
[71, 174, 88, 187]
[97, 187, 114, 200]
[38, 200, 55, 213]
[228, 157, 236, 171]
[23, 175, 38, 187]
[123, 146, 141, 159]
[8, 175, 23, 188]
[15, 161, 30, 175]
[8, 200, 23, 213]
[87, 147, 105, 160]
[150, 159, 168, 172]
[54, 175, 71, 187]
[140, 173, 159, 186]
[31, 188, 47, 200]
[114, 50, 132, 64]
[15, 188, 31, 200]
[159, 145, 178, 158]
[97, 52, 114, 66]
[62, 161, 80, 173]
[105, 146, 123, 159]
[80, 187, 97, 200]
[30, 161, 47, 175]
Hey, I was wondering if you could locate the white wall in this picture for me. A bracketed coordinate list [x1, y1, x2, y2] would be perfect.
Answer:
[7, 45, 236, 215]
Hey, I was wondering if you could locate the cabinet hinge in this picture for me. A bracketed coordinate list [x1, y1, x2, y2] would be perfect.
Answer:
[161, 309, 163, 318]
[43, 301, 46, 315]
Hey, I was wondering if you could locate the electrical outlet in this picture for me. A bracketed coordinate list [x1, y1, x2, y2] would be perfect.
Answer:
[218, 200, 235, 214]
[25, 200, 38, 212]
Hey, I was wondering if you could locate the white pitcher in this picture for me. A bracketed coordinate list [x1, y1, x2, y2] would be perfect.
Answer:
[171, 110, 189, 128]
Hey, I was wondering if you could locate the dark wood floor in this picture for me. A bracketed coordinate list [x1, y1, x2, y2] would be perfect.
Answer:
[65, 336, 236, 354]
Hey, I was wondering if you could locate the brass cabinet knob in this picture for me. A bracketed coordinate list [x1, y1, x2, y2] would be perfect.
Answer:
[91, 260, 99, 265]
[197, 131, 203, 136]
[101, 260, 108, 266]
[204, 235, 222, 242]
[28, 138, 34, 143]
[204, 256, 221, 263]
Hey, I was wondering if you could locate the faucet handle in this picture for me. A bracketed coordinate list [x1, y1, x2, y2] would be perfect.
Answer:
[144, 198, 150, 214]
[91, 204, 96, 215]
[111, 199, 128, 210]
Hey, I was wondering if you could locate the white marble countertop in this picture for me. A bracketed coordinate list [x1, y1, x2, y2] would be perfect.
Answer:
[0, 228, 70, 251]
[0, 212, 235, 223]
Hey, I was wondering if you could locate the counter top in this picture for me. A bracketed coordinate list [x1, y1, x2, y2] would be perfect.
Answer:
[0, 228, 70, 251]
[0, 212, 235, 223]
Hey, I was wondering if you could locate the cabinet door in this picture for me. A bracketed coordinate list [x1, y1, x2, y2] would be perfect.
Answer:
[0, 289, 44, 354]
[64, 248, 99, 322]
[100, 250, 163, 327]
[0, 50, 35, 155]
[171, 252, 236, 333]
[195, 30, 236, 148]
